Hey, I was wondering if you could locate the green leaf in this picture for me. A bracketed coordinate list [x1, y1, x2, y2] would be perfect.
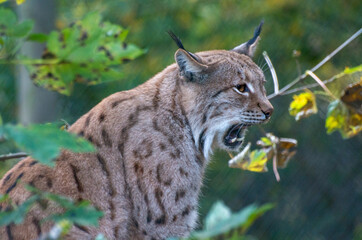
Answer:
[51, 202, 103, 226]
[0, 8, 17, 28]
[9, 20, 33, 37]
[204, 201, 232, 230]
[0, 8, 33, 38]
[343, 64, 362, 75]
[26, 186, 103, 226]
[43, 192, 78, 209]
[322, 65, 362, 85]
[228, 143, 269, 173]
[95, 234, 108, 240]
[0, 195, 39, 226]
[238, 203, 275, 234]
[43, 191, 103, 226]
[0, 194, 9, 203]
[192, 203, 274, 238]
[27, 33, 48, 42]
[260, 137, 272, 146]
[247, 150, 268, 172]
[27, 62, 124, 95]
[2, 123, 95, 166]
[0, 8, 33, 59]
[29, 11, 144, 95]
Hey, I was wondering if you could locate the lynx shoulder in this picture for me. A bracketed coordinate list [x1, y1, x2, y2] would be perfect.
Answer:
[0, 22, 273, 240]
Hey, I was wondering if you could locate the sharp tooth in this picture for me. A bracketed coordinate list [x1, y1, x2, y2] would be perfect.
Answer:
[230, 138, 237, 143]
[236, 137, 243, 141]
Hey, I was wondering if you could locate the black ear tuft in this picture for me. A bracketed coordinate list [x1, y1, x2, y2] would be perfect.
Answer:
[231, 20, 264, 57]
[167, 30, 185, 50]
[247, 20, 264, 46]
[168, 30, 200, 62]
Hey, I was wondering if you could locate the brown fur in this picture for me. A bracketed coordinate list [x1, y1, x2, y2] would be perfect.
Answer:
[0, 30, 273, 240]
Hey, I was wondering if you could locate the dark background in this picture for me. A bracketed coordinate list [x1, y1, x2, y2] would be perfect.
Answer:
[1, 0, 361, 239]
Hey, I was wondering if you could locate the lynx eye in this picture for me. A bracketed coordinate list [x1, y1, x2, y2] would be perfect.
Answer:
[233, 84, 249, 94]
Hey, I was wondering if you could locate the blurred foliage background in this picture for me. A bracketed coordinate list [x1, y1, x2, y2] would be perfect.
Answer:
[0, 0, 361, 239]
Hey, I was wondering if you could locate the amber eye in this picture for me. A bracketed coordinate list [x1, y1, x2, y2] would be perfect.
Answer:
[235, 84, 249, 93]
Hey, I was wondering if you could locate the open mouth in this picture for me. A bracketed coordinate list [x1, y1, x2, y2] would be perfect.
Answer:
[223, 124, 248, 148]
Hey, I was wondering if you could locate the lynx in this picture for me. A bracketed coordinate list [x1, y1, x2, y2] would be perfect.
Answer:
[0, 22, 273, 240]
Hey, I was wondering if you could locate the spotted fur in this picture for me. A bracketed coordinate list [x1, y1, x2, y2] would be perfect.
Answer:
[0, 24, 273, 240]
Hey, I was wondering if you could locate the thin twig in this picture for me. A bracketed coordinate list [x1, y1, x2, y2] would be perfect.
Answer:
[263, 51, 279, 95]
[272, 152, 280, 182]
[282, 76, 338, 96]
[309, 28, 362, 73]
[305, 71, 337, 99]
[0, 152, 28, 161]
[268, 27, 362, 99]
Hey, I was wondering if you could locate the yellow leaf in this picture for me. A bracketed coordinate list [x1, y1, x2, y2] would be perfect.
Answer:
[325, 115, 341, 133]
[257, 137, 272, 147]
[245, 150, 268, 172]
[289, 90, 317, 121]
[325, 100, 362, 138]
[228, 143, 268, 173]
[345, 113, 362, 137]
[229, 134, 298, 175]
[0, 0, 7, 3]
[325, 101, 345, 134]
[16, 0, 25, 5]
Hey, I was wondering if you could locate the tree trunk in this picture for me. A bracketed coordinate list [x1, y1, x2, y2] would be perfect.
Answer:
[17, 0, 59, 125]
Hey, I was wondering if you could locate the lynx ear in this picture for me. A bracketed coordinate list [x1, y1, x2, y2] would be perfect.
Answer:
[168, 31, 208, 82]
[175, 49, 208, 82]
[232, 21, 264, 58]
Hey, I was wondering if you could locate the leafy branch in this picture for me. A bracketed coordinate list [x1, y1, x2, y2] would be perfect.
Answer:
[171, 201, 274, 240]
[228, 134, 297, 182]
[0, 8, 144, 166]
[0, 123, 95, 166]
[0, 185, 103, 237]
[263, 28, 362, 139]
[0, 8, 145, 95]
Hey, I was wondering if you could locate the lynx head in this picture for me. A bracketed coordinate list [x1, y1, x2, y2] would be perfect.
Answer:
[170, 22, 273, 159]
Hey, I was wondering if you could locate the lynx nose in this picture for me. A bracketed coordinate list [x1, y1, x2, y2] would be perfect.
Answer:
[258, 102, 274, 119]
[262, 106, 273, 119]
